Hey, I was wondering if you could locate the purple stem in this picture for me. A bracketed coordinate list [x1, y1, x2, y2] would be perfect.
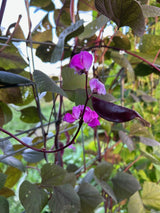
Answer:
[0, 74, 90, 154]
[88, 45, 160, 72]
[0, 0, 7, 26]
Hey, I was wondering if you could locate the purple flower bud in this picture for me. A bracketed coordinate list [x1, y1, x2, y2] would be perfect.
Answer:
[70, 51, 93, 74]
[89, 78, 106, 95]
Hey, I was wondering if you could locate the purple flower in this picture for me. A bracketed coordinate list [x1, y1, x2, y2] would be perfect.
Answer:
[70, 51, 93, 74]
[63, 105, 100, 128]
[89, 78, 106, 95]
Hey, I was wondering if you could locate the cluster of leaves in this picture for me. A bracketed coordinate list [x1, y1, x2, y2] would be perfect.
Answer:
[1, 0, 160, 212]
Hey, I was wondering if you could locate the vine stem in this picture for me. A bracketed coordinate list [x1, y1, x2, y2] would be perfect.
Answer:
[0, 15, 22, 53]
[88, 45, 160, 72]
[123, 155, 142, 172]
[0, 74, 90, 154]
[0, 0, 7, 26]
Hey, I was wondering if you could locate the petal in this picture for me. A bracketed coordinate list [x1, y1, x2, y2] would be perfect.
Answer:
[70, 51, 93, 73]
[90, 110, 99, 119]
[81, 51, 93, 71]
[72, 105, 82, 119]
[88, 118, 100, 128]
[63, 113, 76, 123]
[83, 110, 92, 123]
[70, 54, 84, 72]
[89, 78, 106, 95]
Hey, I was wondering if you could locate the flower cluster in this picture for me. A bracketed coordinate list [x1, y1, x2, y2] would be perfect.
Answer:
[63, 105, 100, 128]
[70, 51, 106, 96]
[64, 51, 107, 128]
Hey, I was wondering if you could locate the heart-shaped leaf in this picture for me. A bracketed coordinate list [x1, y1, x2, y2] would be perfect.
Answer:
[112, 172, 141, 201]
[94, 161, 113, 181]
[128, 191, 145, 213]
[19, 181, 48, 213]
[91, 96, 150, 126]
[95, 0, 145, 36]
[78, 182, 104, 213]
[49, 184, 80, 213]
[41, 163, 66, 187]
[142, 181, 160, 209]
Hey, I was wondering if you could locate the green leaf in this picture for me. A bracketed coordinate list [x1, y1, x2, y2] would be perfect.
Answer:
[0, 102, 12, 127]
[78, 0, 95, 11]
[95, 0, 145, 37]
[0, 196, 9, 213]
[112, 172, 141, 202]
[134, 63, 160, 76]
[62, 66, 86, 90]
[128, 191, 145, 213]
[19, 180, 48, 213]
[48, 184, 80, 213]
[22, 149, 44, 163]
[142, 182, 160, 210]
[30, 0, 55, 11]
[32, 15, 53, 48]
[0, 43, 27, 69]
[54, 8, 72, 33]
[110, 51, 135, 82]
[78, 182, 104, 213]
[0, 139, 13, 154]
[51, 19, 84, 63]
[0, 156, 25, 172]
[5, 167, 22, 188]
[130, 123, 152, 138]
[142, 5, 160, 17]
[81, 168, 94, 184]
[79, 15, 109, 40]
[63, 173, 77, 187]
[94, 161, 113, 181]
[96, 179, 117, 203]
[0, 187, 14, 198]
[20, 106, 42, 123]
[33, 70, 67, 97]
[140, 144, 160, 165]
[0, 71, 31, 85]
[139, 34, 160, 55]
[139, 137, 160, 147]
[119, 131, 135, 151]
[41, 163, 66, 187]
[112, 31, 131, 50]
[0, 173, 7, 190]
[36, 41, 55, 62]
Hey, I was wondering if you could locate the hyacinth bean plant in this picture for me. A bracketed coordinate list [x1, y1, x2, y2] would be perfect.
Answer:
[1, 0, 160, 212]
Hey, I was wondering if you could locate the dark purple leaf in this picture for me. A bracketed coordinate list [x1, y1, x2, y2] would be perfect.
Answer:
[91, 96, 150, 126]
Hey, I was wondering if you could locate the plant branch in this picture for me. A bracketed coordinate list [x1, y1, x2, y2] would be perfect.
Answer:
[0, 0, 7, 26]
[0, 15, 22, 52]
